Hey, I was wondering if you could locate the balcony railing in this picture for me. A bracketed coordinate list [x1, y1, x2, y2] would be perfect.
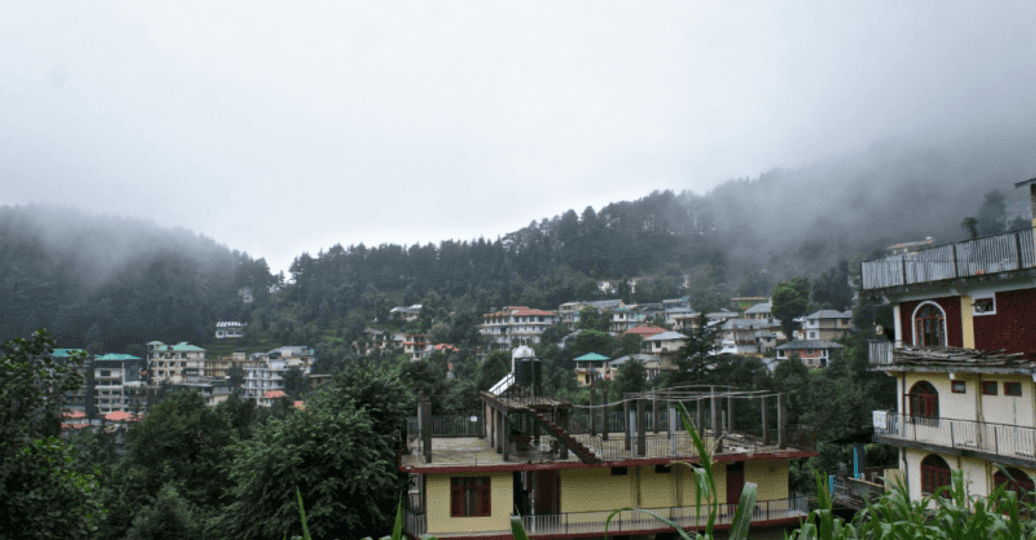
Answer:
[874, 412, 1036, 464]
[862, 228, 1036, 290]
[406, 415, 485, 440]
[518, 497, 808, 537]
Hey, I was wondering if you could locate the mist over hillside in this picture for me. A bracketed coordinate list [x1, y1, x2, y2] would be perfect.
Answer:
[0, 205, 274, 349]
[3, 132, 1034, 349]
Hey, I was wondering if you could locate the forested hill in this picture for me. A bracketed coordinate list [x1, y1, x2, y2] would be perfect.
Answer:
[3, 135, 1033, 351]
[288, 136, 1035, 322]
[0, 205, 275, 350]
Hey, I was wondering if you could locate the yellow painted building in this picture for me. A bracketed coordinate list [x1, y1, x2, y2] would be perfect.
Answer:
[401, 377, 816, 539]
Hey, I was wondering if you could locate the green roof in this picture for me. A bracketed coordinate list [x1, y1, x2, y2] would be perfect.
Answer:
[152, 342, 205, 352]
[52, 348, 86, 357]
[95, 353, 142, 361]
[574, 352, 610, 362]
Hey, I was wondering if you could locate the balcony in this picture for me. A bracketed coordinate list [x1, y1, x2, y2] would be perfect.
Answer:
[868, 340, 894, 365]
[861, 228, 1036, 291]
[401, 497, 808, 539]
[874, 412, 1036, 466]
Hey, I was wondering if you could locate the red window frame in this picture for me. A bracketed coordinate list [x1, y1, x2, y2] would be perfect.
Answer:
[921, 455, 952, 496]
[994, 467, 1035, 506]
[450, 477, 491, 517]
[983, 381, 998, 396]
[1005, 382, 1023, 397]
[908, 381, 939, 418]
[914, 304, 945, 347]
[951, 381, 966, 394]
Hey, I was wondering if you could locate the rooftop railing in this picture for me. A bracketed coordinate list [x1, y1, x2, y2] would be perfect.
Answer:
[862, 228, 1036, 290]
[874, 412, 1036, 465]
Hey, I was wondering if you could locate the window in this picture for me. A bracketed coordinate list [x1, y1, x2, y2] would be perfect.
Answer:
[655, 464, 672, 474]
[983, 381, 998, 396]
[909, 381, 939, 418]
[450, 477, 491, 517]
[1005, 382, 1023, 397]
[921, 455, 952, 495]
[913, 303, 946, 347]
[951, 381, 966, 394]
[611, 467, 628, 476]
[994, 467, 1035, 505]
[973, 296, 996, 316]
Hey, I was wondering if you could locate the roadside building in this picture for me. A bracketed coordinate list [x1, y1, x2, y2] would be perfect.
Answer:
[148, 341, 206, 384]
[479, 307, 559, 349]
[796, 310, 852, 341]
[215, 321, 247, 339]
[573, 352, 611, 386]
[92, 353, 146, 416]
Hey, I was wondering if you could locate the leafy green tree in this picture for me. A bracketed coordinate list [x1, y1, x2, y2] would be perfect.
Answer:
[214, 361, 410, 540]
[125, 484, 201, 540]
[282, 366, 308, 399]
[961, 216, 978, 240]
[576, 306, 610, 332]
[0, 330, 103, 540]
[668, 316, 724, 384]
[97, 389, 233, 539]
[771, 278, 810, 340]
[614, 332, 643, 357]
[567, 329, 616, 361]
[613, 359, 647, 397]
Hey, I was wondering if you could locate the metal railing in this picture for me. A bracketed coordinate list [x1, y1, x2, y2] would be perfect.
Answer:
[874, 412, 1036, 464]
[862, 228, 1036, 290]
[868, 340, 894, 365]
[406, 415, 484, 440]
[519, 496, 808, 536]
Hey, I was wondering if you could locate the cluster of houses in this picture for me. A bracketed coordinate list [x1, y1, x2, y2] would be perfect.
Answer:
[58, 340, 320, 429]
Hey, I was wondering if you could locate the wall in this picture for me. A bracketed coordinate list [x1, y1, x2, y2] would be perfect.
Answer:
[973, 288, 1036, 355]
[559, 467, 634, 513]
[903, 448, 1036, 502]
[899, 296, 963, 347]
[745, 459, 790, 501]
[426, 471, 513, 535]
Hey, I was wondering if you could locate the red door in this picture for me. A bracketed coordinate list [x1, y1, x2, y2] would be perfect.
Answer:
[726, 463, 745, 506]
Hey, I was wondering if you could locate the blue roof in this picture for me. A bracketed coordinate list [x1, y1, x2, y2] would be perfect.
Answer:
[574, 352, 611, 362]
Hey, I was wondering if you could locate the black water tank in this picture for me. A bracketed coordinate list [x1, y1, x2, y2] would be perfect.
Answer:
[531, 358, 542, 391]
[518, 358, 533, 387]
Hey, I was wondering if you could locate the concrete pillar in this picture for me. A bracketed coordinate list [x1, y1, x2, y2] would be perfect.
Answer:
[653, 394, 660, 434]
[778, 393, 787, 449]
[602, 389, 609, 441]
[421, 395, 432, 463]
[590, 386, 597, 436]
[727, 395, 735, 433]
[696, 399, 703, 433]
[558, 408, 568, 460]
[711, 389, 723, 453]
[502, 411, 511, 461]
[637, 399, 647, 456]
[624, 400, 632, 451]
[668, 401, 676, 440]
[761, 396, 769, 445]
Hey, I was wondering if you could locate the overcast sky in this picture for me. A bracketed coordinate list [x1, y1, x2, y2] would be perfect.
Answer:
[3, 2, 1035, 274]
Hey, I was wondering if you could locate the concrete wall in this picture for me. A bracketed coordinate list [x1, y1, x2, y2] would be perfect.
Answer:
[426, 471, 512, 535]
[902, 448, 1036, 501]
[973, 288, 1036, 354]
[745, 459, 790, 501]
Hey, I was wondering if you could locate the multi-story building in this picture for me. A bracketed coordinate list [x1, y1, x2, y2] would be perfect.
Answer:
[608, 306, 647, 334]
[92, 353, 146, 416]
[401, 349, 816, 539]
[391, 304, 424, 322]
[774, 340, 843, 368]
[480, 307, 559, 349]
[861, 177, 1036, 502]
[215, 321, 247, 339]
[743, 302, 772, 320]
[204, 350, 249, 379]
[557, 301, 586, 325]
[573, 352, 612, 386]
[717, 319, 783, 356]
[403, 333, 432, 362]
[244, 356, 287, 405]
[796, 310, 852, 341]
[54, 348, 92, 416]
[665, 307, 701, 332]
[148, 341, 206, 384]
[267, 345, 315, 374]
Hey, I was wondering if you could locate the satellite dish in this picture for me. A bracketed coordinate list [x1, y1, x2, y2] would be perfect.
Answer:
[875, 324, 884, 336]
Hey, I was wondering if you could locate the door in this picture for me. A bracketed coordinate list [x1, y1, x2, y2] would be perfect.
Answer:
[726, 462, 745, 507]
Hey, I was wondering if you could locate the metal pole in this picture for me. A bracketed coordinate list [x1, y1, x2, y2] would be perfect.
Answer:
[761, 396, 769, 445]
[590, 385, 597, 436]
[727, 395, 734, 433]
[602, 389, 610, 441]
[653, 393, 660, 434]
[778, 393, 787, 449]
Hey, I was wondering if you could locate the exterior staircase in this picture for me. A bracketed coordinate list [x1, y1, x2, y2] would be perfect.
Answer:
[530, 411, 600, 465]
[489, 372, 514, 396]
